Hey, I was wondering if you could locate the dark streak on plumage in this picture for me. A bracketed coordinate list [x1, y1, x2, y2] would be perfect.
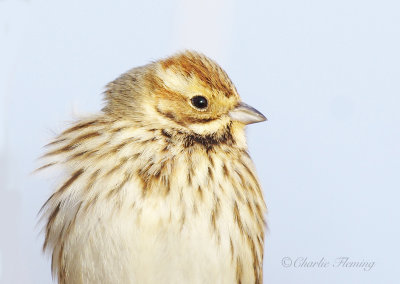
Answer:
[59, 169, 84, 194]
[45, 138, 67, 147]
[222, 163, 229, 178]
[233, 201, 245, 235]
[106, 173, 131, 199]
[208, 166, 214, 183]
[246, 199, 255, 217]
[61, 120, 98, 135]
[246, 233, 261, 284]
[109, 140, 129, 154]
[161, 129, 172, 138]
[156, 106, 178, 123]
[43, 202, 61, 250]
[85, 170, 100, 193]
[72, 131, 101, 144]
[58, 243, 65, 282]
[197, 185, 203, 201]
[208, 153, 214, 167]
[230, 237, 234, 262]
[44, 132, 101, 158]
[184, 116, 216, 124]
[104, 157, 129, 177]
[233, 185, 245, 203]
[83, 194, 99, 212]
[36, 162, 56, 172]
[235, 168, 247, 189]
[44, 144, 77, 157]
[236, 256, 243, 284]
[39, 192, 56, 216]
[154, 161, 164, 180]
[68, 150, 89, 160]
[63, 205, 80, 238]
[68, 141, 108, 161]
[210, 193, 221, 242]
[111, 126, 125, 133]
[187, 162, 193, 186]
[254, 202, 266, 227]
[164, 161, 173, 196]
[182, 123, 235, 151]
[240, 161, 262, 196]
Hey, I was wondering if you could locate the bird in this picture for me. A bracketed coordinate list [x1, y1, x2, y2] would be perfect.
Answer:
[38, 50, 267, 284]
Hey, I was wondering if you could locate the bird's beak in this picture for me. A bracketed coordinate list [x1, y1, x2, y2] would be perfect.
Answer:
[228, 102, 267, 125]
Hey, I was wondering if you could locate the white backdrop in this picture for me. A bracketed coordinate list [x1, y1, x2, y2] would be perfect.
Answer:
[1, 0, 399, 283]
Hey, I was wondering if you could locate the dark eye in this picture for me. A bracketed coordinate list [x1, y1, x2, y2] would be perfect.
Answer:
[191, 96, 208, 109]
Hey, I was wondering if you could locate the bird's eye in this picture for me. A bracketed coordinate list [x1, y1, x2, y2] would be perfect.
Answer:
[191, 96, 208, 110]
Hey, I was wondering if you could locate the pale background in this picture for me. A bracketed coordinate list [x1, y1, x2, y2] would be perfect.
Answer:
[1, 0, 399, 283]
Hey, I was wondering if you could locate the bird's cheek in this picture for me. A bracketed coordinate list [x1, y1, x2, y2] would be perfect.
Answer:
[155, 100, 184, 123]
[187, 116, 231, 135]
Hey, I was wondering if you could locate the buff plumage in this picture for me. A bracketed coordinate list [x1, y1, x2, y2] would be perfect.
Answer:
[39, 51, 267, 284]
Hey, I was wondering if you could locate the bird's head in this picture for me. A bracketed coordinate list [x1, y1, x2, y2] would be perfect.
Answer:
[103, 51, 266, 148]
